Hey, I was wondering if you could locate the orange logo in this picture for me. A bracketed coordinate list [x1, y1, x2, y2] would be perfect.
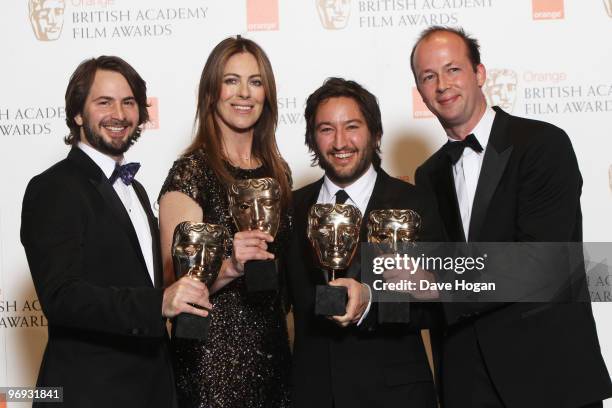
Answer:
[145, 97, 159, 130]
[532, 0, 564, 20]
[29, 0, 66, 41]
[412, 87, 433, 119]
[247, 0, 279, 31]
[484, 69, 518, 113]
[317, 0, 351, 30]
[604, 0, 612, 17]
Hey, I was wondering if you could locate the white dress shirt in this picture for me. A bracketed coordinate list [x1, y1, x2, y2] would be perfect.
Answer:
[316, 164, 377, 324]
[78, 142, 156, 286]
[449, 107, 496, 240]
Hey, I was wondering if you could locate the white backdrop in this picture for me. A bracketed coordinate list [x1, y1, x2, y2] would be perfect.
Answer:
[1, 0, 611, 406]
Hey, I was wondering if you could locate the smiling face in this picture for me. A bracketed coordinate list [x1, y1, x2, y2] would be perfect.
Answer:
[215, 52, 265, 134]
[413, 31, 487, 139]
[308, 204, 361, 271]
[314, 96, 377, 187]
[75, 69, 140, 160]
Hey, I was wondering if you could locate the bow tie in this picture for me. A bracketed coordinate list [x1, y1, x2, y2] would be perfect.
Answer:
[109, 162, 141, 185]
[444, 134, 483, 164]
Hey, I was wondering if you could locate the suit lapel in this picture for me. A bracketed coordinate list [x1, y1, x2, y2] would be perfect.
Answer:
[430, 156, 465, 242]
[468, 107, 513, 241]
[295, 178, 327, 285]
[343, 170, 387, 280]
[68, 148, 151, 285]
[133, 180, 162, 288]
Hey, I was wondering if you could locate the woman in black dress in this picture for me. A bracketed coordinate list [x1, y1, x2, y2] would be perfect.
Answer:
[158, 36, 292, 408]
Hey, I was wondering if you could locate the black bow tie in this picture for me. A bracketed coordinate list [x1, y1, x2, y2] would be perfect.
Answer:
[335, 189, 350, 204]
[109, 162, 141, 185]
[444, 134, 483, 164]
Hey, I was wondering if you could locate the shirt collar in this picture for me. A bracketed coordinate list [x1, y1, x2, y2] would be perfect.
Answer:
[322, 164, 377, 211]
[447, 106, 496, 150]
[78, 142, 123, 180]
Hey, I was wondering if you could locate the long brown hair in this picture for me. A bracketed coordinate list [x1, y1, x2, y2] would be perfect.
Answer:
[185, 36, 291, 208]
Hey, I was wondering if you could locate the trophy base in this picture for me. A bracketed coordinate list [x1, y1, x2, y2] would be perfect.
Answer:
[315, 285, 348, 316]
[172, 312, 210, 341]
[245, 259, 278, 292]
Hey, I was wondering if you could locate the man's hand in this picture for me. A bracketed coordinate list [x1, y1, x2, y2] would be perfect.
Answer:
[328, 278, 371, 327]
[162, 276, 212, 319]
[383, 263, 439, 300]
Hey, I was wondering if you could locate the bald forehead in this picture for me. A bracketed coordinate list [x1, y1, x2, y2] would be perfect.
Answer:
[414, 31, 466, 59]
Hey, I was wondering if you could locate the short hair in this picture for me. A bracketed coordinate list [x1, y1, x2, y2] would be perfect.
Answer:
[304, 77, 382, 169]
[410, 26, 481, 80]
[64, 56, 149, 146]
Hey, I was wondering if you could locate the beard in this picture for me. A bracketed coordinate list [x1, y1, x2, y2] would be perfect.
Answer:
[317, 141, 375, 186]
[82, 117, 141, 157]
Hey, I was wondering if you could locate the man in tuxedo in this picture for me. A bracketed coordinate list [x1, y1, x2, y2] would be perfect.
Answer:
[287, 77, 439, 408]
[20, 56, 210, 408]
[411, 26, 612, 407]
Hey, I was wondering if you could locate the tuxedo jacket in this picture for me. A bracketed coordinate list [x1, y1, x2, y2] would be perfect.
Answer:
[286, 169, 440, 408]
[415, 106, 612, 408]
[21, 148, 176, 408]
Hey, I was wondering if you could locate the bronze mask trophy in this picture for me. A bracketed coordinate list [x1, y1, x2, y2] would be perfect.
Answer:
[367, 209, 421, 250]
[367, 209, 421, 323]
[172, 221, 230, 340]
[308, 203, 362, 316]
[228, 177, 281, 292]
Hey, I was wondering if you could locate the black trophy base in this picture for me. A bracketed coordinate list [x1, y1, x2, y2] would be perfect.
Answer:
[245, 259, 278, 293]
[315, 285, 348, 316]
[172, 312, 210, 341]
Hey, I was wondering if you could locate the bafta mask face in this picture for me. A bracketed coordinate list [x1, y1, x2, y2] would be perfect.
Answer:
[29, 0, 65, 41]
[172, 222, 230, 286]
[308, 203, 361, 271]
[368, 209, 421, 251]
[316, 0, 351, 29]
[485, 69, 518, 112]
[228, 178, 281, 236]
[605, 0, 612, 17]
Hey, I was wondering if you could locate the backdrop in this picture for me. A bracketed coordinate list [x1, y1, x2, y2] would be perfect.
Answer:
[1, 0, 611, 406]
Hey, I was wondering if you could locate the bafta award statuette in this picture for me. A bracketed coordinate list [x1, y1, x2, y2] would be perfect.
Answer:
[367, 209, 421, 323]
[308, 203, 362, 316]
[228, 177, 282, 292]
[172, 222, 230, 340]
[367, 209, 421, 250]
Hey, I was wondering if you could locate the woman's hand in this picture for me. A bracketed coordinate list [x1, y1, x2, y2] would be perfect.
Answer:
[230, 230, 275, 273]
[209, 230, 274, 293]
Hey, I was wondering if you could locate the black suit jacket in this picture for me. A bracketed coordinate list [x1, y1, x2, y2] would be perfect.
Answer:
[416, 107, 612, 408]
[20, 148, 176, 408]
[287, 169, 438, 408]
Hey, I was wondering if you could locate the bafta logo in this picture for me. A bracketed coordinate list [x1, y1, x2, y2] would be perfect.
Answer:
[484, 69, 518, 113]
[604, 0, 612, 17]
[29, 0, 65, 41]
[316, 0, 351, 30]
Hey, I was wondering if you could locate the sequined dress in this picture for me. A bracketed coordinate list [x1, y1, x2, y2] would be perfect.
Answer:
[159, 149, 291, 408]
